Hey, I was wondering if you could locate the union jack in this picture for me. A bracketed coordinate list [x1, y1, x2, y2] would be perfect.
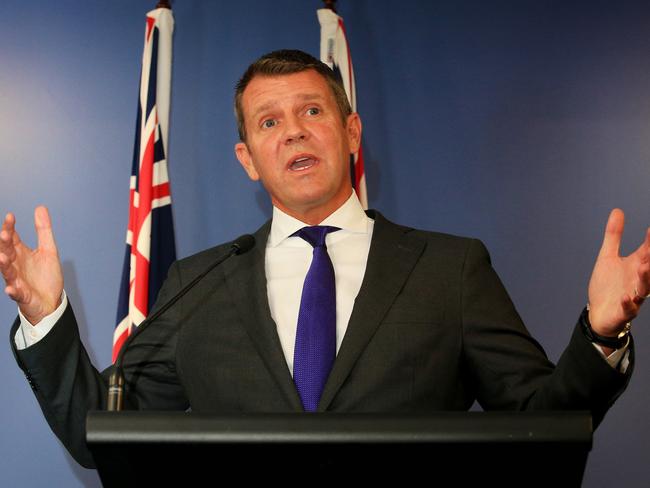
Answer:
[113, 7, 176, 362]
[318, 7, 368, 209]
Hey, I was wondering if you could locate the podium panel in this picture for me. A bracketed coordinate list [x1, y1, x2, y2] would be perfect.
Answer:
[86, 411, 592, 486]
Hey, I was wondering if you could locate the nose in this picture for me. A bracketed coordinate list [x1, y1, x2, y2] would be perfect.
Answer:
[285, 132, 306, 144]
[284, 117, 308, 145]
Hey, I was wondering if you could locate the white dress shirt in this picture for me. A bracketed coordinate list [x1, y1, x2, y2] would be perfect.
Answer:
[265, 192, 374, 374]
[15, 291, 68, 350]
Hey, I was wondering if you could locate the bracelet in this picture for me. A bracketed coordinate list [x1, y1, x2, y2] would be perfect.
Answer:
[580, 306, 631, 349]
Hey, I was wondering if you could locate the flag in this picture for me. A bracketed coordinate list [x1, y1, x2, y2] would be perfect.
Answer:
[113, 7, 176, 363]
[317, 7, 368, 209]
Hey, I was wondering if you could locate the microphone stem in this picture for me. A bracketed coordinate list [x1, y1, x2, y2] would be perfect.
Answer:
[106, 240, 248, 412]
[107, 368, 124, 412]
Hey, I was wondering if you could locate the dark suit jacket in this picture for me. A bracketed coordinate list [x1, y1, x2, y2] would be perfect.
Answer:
[11, 211, 632, 468]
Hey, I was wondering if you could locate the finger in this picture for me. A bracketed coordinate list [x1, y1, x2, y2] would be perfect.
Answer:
[0, 253, 17, 280]
[633, 227, 650, 262]
[631, 227, 650, 305]
[633, 227, 650, 258]
[0, 229, 12, 256]
[633, 259, 650, 305]
[621, 294, 639, 322]
[5, 284, 18, 301]
[0, 213, 14, 247]
[0, 213, 21, 259]
[1, 212, 15, 233]
[4, 284, 27, 304]
[599, 208, 624, 258]
[34, 206, 57, 253]
[0, 232, 17, 262]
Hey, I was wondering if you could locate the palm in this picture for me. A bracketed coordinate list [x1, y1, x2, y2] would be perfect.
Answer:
[588, 209, 650, 335]
[0, 207, 63, 324]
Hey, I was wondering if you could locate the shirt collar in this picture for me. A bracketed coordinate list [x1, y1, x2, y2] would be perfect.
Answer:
[268, 192, 371, 247]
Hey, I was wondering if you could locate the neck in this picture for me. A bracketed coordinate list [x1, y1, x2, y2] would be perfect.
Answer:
[275, 191, 353, 225]
[283, 207, 337, 226]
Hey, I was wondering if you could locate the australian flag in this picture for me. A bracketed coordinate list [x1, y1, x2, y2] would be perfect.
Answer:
[113, 7, 176, 362]
[318, 7, 368, 209]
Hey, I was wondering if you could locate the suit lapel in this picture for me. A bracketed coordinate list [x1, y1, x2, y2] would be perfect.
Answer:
[221, 221, 304, 411]
[318, 211, 426, 411]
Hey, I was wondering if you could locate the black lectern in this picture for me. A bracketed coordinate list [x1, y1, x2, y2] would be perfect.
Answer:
[86, 411, 592, 486]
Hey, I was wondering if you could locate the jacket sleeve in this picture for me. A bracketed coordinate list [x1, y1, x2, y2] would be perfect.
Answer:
[10, 262, 189, 468]
[11, 304, 108, 468]
[460, 238, 632, 427]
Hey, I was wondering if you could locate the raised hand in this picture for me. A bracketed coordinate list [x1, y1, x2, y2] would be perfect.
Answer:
[0, 207, 64, 325]
[588, 208, 650, 337]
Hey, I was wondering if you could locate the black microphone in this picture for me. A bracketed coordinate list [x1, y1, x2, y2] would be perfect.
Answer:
[107, 234, 255, 411]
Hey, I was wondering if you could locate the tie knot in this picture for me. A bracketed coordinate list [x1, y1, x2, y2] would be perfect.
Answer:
[293, 226, 340, 248]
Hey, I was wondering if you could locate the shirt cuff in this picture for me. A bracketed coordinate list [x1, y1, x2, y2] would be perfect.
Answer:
[592, 338, 630, 373]
[14, 291, 68, 350]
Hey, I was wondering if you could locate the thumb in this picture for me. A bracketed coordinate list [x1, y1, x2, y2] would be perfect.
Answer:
[34, 206, 58, 253]
[599, 208, 624, 258]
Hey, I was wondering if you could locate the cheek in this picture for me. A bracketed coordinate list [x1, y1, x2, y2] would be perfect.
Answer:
[246, 140, 276, 176]
[256, 162, 284, 188]
[257, 137, 282, 164]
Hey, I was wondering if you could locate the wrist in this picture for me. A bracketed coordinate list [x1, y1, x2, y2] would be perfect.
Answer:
[580, 305, 631, 349]
[20, 293, 63, 326]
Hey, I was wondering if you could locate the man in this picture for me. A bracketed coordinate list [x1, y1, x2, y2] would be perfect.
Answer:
[1, 50, 648, 469]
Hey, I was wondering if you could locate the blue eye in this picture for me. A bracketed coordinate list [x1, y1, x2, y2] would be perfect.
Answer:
[262, 119, 277, 128]
[306, 107, 320, 116]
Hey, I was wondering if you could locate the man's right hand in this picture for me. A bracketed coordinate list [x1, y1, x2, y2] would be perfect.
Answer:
[0, 206, 64, 325]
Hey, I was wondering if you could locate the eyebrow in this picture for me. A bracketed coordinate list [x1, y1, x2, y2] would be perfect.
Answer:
[251, 93, 325, 120]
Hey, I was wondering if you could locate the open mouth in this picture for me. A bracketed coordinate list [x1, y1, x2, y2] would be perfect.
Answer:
[289, 155, 318, 171]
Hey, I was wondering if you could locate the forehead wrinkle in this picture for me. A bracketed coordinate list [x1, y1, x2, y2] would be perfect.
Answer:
[250, 92, 326, 120]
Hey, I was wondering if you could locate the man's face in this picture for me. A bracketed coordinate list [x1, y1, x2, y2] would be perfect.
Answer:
[235, 70, 361, 223]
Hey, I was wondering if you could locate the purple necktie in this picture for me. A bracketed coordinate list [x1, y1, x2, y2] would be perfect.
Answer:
[292, 225, 340, 412]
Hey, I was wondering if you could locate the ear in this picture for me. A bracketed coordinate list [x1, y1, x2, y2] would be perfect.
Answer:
[345, 113, 362, 154]
[234, 142, 260, 181]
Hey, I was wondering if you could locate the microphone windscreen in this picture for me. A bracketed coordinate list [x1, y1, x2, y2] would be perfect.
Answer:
[231, 234, 255, 255]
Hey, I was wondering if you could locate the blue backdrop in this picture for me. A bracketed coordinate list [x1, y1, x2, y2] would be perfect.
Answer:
[1, 1, 648, 486]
